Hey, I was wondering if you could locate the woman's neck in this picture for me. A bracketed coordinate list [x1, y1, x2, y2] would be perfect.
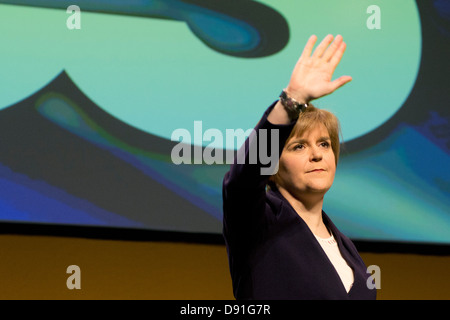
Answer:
[278, 186, 330, 238]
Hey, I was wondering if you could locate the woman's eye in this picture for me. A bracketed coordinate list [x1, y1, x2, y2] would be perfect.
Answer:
[320, 142, 330, 148]
[293, 144, 304, 150]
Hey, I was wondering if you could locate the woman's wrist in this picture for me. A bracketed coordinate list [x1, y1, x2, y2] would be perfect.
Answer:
[267, 100, 295, 124]
[285, 86, 310, 104]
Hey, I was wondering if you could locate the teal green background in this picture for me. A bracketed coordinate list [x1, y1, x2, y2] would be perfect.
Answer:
[0, 1, 421, 145]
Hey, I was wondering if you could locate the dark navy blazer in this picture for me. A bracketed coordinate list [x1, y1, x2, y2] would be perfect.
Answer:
[222, 102, 377, 300]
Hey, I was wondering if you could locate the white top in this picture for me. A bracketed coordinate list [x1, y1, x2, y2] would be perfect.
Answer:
[314, 232, 354, 293]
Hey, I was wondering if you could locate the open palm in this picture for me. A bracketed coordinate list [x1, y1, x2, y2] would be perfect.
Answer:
[286, 34, 352, 103]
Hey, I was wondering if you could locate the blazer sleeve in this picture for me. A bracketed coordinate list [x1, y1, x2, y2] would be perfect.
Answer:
[222, 101, 296, 246]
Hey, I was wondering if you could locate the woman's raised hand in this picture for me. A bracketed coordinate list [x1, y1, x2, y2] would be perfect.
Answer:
[285, 34, 352, 103]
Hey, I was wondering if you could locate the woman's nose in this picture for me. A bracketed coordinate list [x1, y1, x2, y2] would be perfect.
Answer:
[310, 146, 323, 161]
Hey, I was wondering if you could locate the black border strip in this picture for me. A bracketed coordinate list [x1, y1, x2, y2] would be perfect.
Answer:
[1, 222, 449, 255]
[0, 222, 225, 244]
[352, 239, 450, 256]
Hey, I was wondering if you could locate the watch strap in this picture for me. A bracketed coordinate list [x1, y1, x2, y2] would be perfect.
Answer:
[279, 90, 308, 118]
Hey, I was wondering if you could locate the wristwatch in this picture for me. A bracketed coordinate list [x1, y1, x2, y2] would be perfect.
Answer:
[279, 89, 309, 118]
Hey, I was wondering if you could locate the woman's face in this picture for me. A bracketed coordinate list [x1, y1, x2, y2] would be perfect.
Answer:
[276, 123, 336, 198]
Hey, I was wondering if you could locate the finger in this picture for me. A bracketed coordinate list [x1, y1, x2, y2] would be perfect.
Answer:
[312, 34, 334, 58]
[300, 35, 317, 59]
[322, 34, 343, 62]
[329, 75, 352, 92]
[329, 41, 347, 70]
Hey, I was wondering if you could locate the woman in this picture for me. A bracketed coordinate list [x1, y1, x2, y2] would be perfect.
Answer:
[222, 34, 376, 300]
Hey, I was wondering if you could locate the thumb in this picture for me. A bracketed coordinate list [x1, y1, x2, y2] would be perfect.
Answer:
[330, 75, 352, 92]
